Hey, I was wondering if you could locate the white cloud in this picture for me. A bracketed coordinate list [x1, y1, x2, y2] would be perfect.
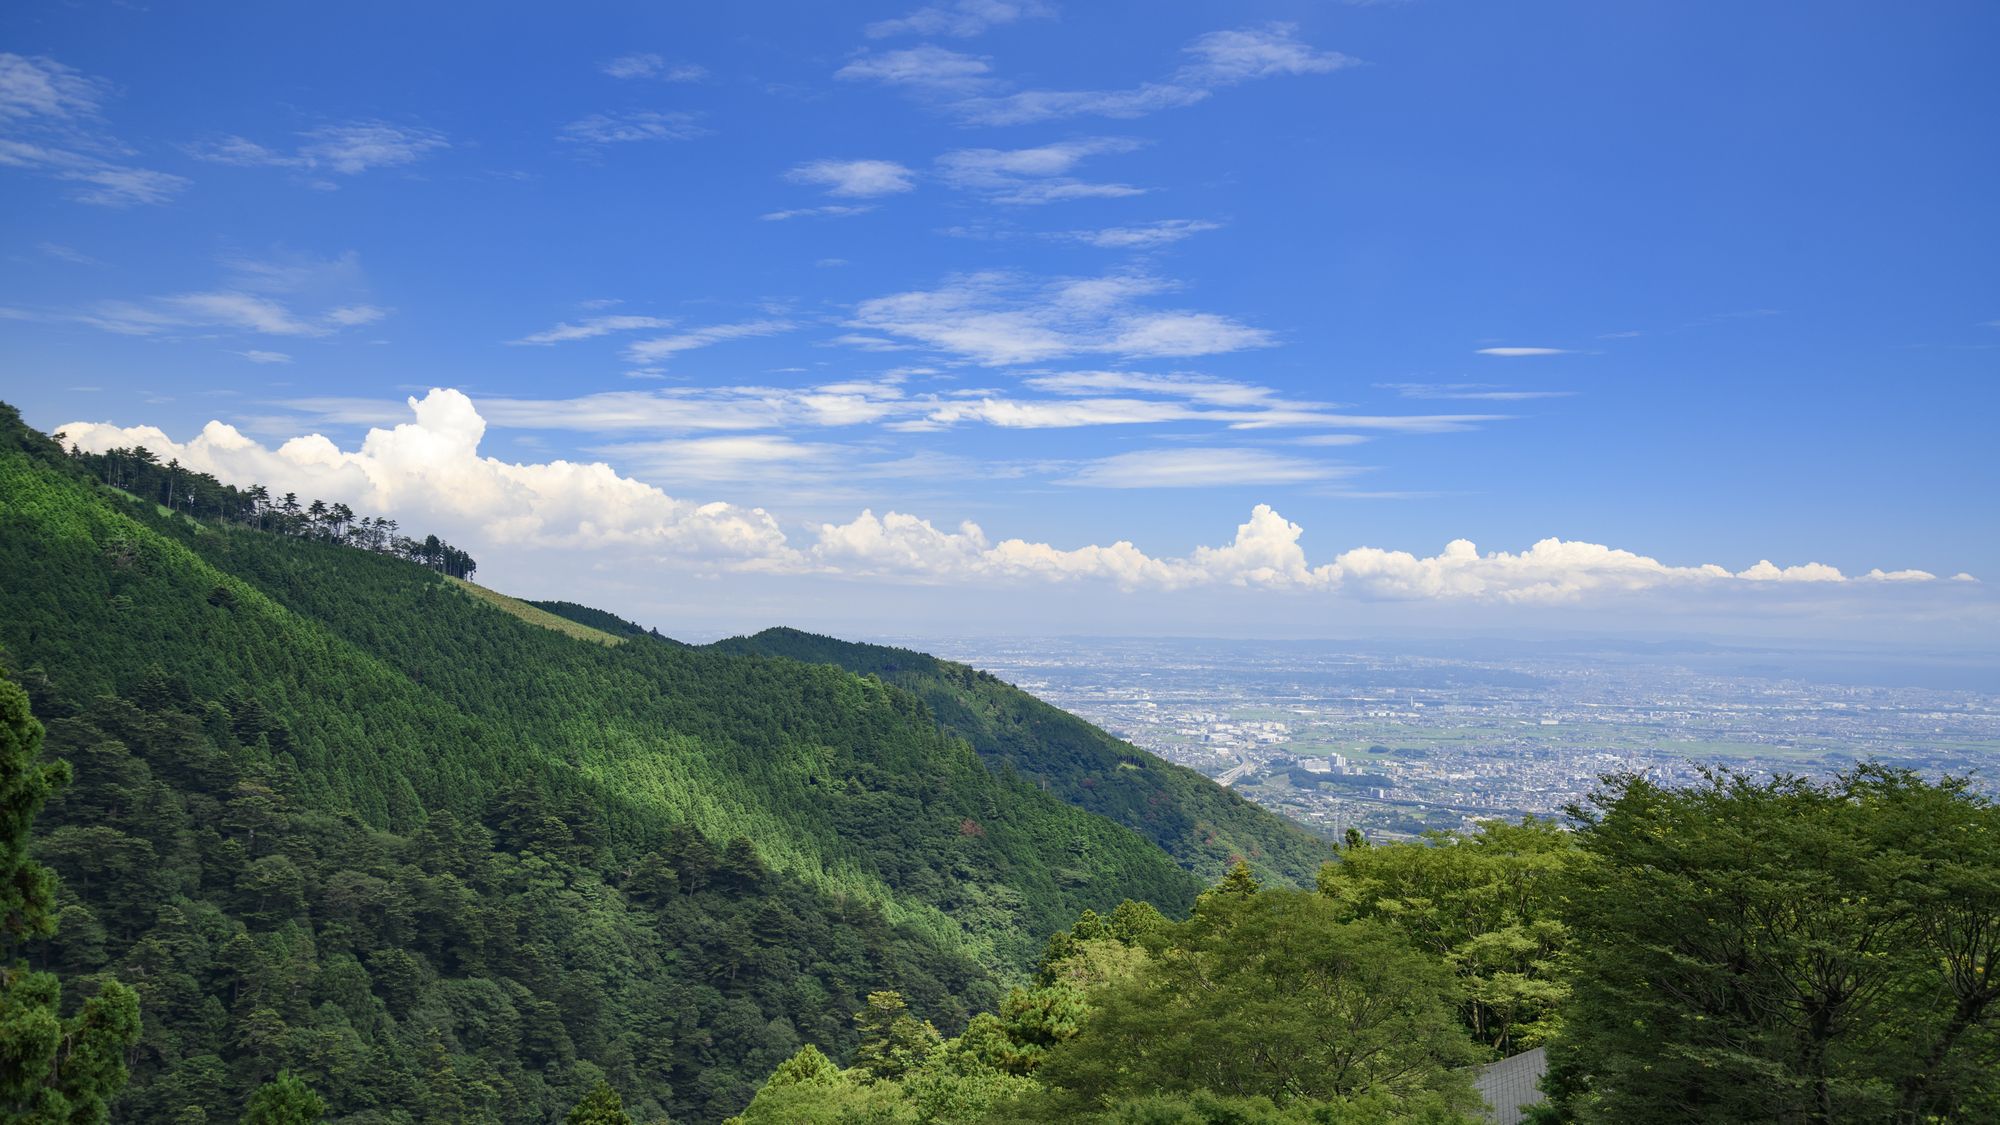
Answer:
[1382, 383, 1575, 401]
[812, 503, 1965, 601]
[937, 137, 1146, 204]
[60, 389, 798, 563]
[786, 158, 915, 197]
[598, 434, 846, 483]
[235, 349, 293, 364]
[1064, 448, 1349, 488]
[929, 24, 1357, 125]
[0, 57, 186, 206]
[624, 320, 796, 364]
[600, 54, 707, 81]
[761, 204, 875, 221]
[952, 83, 1210, 127]
[323, 304, 387, 327]
[1023, 370, 1282, 406]
[1476, 347, 1570, 357]
[0, 53, 107, 121]
[559, 111, 706, 145]
[865, 0, 1052, 39]
[189, 120, 446, 177]
[0, 140, 189, 205]
[836, 47, 996, 93]
[38, 241, 99, 265]
[60, 393, 1974, 604]
[848, 271, 1274, 365]
[511, 314, 675, 346]
[71, 287, 387, 338]
[1179, 25, 1356, 84]
[1062, 219, 1222, 249]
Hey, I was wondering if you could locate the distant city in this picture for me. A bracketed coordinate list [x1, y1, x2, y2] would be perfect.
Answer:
[901, 636, 2000, 841]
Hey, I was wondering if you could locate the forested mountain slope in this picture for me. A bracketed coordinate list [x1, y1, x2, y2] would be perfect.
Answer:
[715, 628, 1332, 887]
[0, 404, 1204, 1121]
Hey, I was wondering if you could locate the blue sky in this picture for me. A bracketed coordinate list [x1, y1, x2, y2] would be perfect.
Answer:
[4, 1, 1996, 645]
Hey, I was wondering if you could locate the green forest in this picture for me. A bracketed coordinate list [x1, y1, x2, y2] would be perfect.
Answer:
[4, 400, 1998, 1124]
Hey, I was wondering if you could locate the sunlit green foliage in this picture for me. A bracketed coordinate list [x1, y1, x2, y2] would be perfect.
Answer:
[1542, 768, 2000, 1123]
[1318, 817, 1576, 1052]
[718, 629, 1334, 888]
[0, 403, 1213, 1122]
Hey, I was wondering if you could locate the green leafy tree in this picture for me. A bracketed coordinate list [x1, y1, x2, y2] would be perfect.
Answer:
[1544, 768, 2000, 1123]
[566, 1081, 634, 1125]
[241, 1070, 325, 1124]
[1318, 817, 1577, 1052]
[1033, 880, 1479, 1118]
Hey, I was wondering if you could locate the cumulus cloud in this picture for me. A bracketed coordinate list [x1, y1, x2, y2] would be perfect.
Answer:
[60, 389, 798, 563]
[786, 158, 915, 197]
[812, 503, 1965, 600]
[848, 271, 1274, 365]
[58, 394, 1972, 604]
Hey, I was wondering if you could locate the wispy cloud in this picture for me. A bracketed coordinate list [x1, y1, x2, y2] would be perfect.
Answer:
[37, 241, 99, 265]
[0, 52, 108, 120]
[189, 120, 447, 180]
[785, 158, 915, 197]
[1382, 383, 1575, 401]
[510, 315, 675, 346]
[848, 271, 1274, 365]
[761, 204, 876, 221]
[1475, 346, 1570, 357]
[836, 46, 997, 94]
[865, 0, 1053, 39]
[23, 250, 388, 339]
[842, 24, 1356, 125]
[559, 111, 707, 146]
[600, 54, 707, 82]
[1065, 448, 1351, 488]
[0, 54, 189, 206]
[624, 319, 796, 365]
[83, 291, 380, 337]
[1058, 219, 1222, 249]
[235, 349, 293, 364]
[937, 137, 1146, 204]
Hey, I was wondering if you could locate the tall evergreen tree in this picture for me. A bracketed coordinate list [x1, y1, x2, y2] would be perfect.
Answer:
[0, 672, 142, 1124]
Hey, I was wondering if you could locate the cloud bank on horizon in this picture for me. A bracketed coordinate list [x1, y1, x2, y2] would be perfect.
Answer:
[58, 389, 1977, 605]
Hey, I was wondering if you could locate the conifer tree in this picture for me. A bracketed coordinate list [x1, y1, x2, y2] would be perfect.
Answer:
[241, 1070, 325, 1124]
[0, 672, 142, 1124]
[565, 1081, 634, 1125]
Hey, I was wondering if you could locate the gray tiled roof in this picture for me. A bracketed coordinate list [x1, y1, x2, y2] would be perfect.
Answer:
[1472, 1046, 1548, 1125]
